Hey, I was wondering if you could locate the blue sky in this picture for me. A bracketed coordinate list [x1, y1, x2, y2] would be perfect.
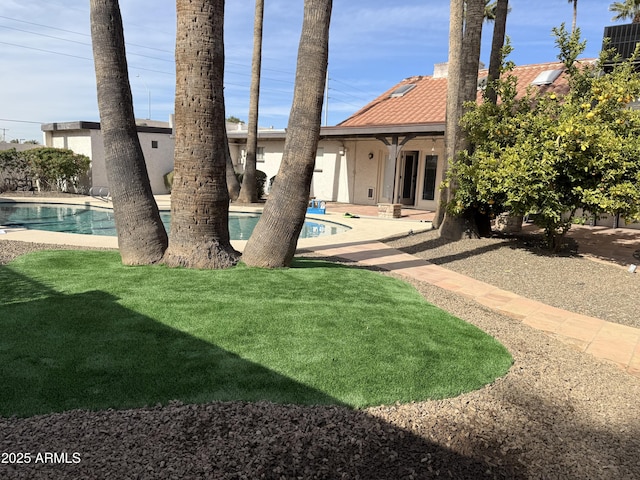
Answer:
[0, 0, 620, 142]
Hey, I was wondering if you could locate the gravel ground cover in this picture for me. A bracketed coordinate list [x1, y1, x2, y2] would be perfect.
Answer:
[0, 237, 639, 479]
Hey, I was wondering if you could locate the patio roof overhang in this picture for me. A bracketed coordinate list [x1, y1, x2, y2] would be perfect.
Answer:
[226, 123, 445, 142]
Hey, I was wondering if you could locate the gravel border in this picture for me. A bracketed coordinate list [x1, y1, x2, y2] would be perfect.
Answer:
[385, 229, 640, 328]
[0, 239, 638, 479]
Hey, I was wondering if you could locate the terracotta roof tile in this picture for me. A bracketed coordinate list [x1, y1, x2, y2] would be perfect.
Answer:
[338, 60, 593, 128]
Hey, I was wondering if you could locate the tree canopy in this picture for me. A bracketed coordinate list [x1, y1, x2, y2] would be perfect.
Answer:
[448, 25, 640, 249]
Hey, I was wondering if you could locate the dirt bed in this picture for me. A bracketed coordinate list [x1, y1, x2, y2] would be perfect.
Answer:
[0, 238, 638, 479]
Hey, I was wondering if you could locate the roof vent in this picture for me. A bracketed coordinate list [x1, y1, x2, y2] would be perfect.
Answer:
[390, 84, 416, 98]
[531, 69, 563, 86]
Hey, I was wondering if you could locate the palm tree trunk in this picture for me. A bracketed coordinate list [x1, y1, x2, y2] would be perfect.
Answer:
[226, 144, 240, 202]
[238, 0, 264, 204]
[486, 0, 509, 105]
[433, 0, 464, 229]
[242, 0, 332, 268]
[438, 0, 486, 240]
[89, 0, 167, 265]
[162, 0, 240, 269]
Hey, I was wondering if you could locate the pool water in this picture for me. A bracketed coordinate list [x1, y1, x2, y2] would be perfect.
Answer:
[0, 203, 349, 239]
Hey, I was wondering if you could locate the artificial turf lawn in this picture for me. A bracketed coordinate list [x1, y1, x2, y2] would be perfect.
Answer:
[0, 250, 513, 417]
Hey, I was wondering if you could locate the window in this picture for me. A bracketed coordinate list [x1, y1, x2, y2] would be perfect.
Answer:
[390, 84, 416, 98]
[422, 155, 438, 201]
[531, 69, 563, 86]
[151, 140, 158, 149]
[257, 146, 265, 162]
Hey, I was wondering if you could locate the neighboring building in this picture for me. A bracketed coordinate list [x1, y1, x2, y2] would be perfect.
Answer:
[42, 120, 174, 194]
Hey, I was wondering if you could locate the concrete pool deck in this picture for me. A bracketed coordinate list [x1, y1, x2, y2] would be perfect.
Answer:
[0, 195, 432, 251]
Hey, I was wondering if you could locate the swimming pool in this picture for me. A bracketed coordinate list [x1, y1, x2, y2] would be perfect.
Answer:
[0, 203, 350, 239]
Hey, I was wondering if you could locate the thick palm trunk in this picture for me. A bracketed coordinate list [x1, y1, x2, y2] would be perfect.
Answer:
[89, 0, 168, 265]
[238, 0, 264, 204]
[438, 0, 486, 240]
[242, 0, 332, 268]
[162, 0, 239, 269]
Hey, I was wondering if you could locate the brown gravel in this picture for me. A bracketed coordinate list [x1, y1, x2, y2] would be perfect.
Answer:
[0, 237, 639, 479]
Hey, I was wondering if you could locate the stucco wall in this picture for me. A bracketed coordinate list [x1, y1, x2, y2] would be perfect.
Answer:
[45, 128, 174, 195]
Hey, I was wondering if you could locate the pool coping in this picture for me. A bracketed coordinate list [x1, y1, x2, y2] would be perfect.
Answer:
[0, 195, 433, 252]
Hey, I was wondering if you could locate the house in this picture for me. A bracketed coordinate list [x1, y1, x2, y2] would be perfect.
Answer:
[227, 61, 573, 212]
[38, 61, 583, 213]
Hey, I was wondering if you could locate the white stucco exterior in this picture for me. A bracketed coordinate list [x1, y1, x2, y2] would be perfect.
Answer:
[42, 121, 174, 195]
[40, 121, 447, 212]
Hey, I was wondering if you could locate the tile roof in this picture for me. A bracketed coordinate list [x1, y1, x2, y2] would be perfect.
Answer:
[338, 60, 593, 128]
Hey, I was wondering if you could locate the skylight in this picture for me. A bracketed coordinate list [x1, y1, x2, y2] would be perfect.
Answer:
[390, 84, 416, 97]
[531, 69, 563, 86]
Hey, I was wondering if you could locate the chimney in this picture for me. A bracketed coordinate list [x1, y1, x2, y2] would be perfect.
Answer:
[433, 62, 449, 78]
[433, 61, 487, 79]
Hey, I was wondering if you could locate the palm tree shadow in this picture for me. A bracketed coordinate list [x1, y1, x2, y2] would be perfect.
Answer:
[0, 266, 344, 417]
[383, 230, 581, 267]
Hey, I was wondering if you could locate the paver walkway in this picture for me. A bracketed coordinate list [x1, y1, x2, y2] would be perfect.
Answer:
[309, 240, 640, 380]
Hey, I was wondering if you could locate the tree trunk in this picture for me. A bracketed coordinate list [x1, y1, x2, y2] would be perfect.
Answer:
[226, 143, 240, 202]
[162, 0, 240, 269]
[89, 0, 168, 265]
[486, 0, 509, 105]
[237, 0, 264, 204]
[433, 0, 464, 229]
[242, 0, 332, 268]
[438, 0, 486, 241]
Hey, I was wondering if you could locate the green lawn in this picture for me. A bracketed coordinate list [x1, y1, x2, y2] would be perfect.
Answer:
[0, 250, 512, 417]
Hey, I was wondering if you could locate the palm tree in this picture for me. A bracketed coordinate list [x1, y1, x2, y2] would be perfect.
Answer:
[238, 0, 265, 204]
[162, 0, 240, 269]
[89, 0, 168, 265]
[568, 0, 578, 32]
[242, 0, 332, 268]
[610, 0, 640, 23]
[486, 0, 509, 105]
[435, 0, 487, 239]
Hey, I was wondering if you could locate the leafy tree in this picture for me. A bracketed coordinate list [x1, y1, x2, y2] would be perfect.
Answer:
[162, 0, 240, 269]
[610, 0, 640, 23]
[0, 148, 29, 192]
[0, 147, 89, 193]
[449, 25, 640, 250]
[242, 0, 332, 267]
[90, 0, 168, 265]
[23, 147, 90, 192]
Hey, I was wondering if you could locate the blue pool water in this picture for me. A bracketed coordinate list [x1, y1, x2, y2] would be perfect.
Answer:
[0, 203, 349, 239]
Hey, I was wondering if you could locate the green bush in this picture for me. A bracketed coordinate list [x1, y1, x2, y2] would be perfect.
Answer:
[0, 147, 90, 193]
[0, 149, 32, 192]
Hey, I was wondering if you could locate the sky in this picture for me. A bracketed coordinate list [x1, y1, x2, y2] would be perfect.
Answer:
[0, 0, 622, 143]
